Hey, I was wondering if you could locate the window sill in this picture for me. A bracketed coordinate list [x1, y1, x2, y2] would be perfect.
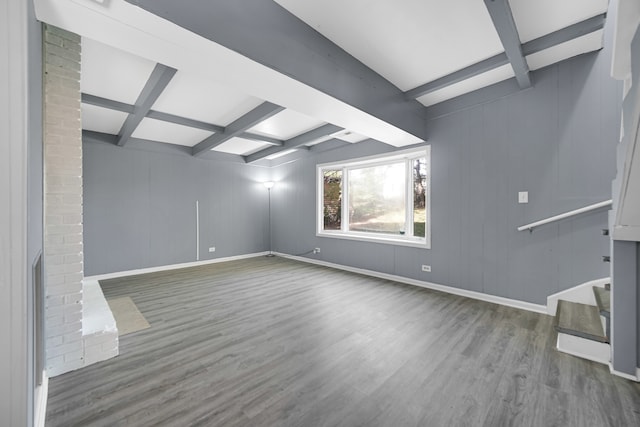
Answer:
[317, 231, 430, 249]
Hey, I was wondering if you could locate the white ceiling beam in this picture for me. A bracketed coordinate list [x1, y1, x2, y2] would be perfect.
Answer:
[191, 101, 284, 156]
[483, 0, 531, 89]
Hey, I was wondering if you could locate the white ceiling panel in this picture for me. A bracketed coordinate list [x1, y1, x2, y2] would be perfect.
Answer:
[131, 118, 214, 147]
[526, 30, 604, 71]
[81, 104, 128, 134]
[81, 38, 156, 105]
[150, 70, 264, 125]
[509, 0, 608, 43]
[247, 109, 325, 140]
[265, 149, 297, 160]
[275, 0, 505, 91]
[417, 64, 515, 107]
[213, 137, 271, 155]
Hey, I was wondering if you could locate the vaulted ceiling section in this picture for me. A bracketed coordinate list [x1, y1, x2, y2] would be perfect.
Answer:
[35, 0, 609, 166]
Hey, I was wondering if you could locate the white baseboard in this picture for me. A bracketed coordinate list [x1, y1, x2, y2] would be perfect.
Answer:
[546, 277, 610, 316]
[84, 252, 269, 282]
[35, 372, 48, 427]
[556, 333, 610, 365]
[275, 252, 547, 315]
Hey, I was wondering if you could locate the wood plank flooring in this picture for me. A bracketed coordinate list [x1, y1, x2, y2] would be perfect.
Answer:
[46, 256, 640, 426]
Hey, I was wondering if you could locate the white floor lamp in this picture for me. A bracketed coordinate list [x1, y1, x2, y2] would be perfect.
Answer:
[263, 181, 275, 257]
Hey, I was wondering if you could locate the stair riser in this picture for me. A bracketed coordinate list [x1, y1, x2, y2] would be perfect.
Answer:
[547, 278, 610, 315]
[557, 333, 610, 365]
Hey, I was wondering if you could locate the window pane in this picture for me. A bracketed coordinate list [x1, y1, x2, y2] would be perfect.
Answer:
[323, 170, 342, 230]
[413, 158, 427, 237]
[348, 162, 406, 234]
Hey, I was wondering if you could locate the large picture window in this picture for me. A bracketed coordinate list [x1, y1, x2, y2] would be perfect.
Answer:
[317, 147, 430, 248]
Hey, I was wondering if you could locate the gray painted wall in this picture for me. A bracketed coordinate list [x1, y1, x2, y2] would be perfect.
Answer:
[82, 141, 272, 275]
[272, 47, 620, 305]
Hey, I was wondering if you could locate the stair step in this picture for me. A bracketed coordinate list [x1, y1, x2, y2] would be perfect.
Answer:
[555, 300, 609, 343]
[593, 286, 610, 318]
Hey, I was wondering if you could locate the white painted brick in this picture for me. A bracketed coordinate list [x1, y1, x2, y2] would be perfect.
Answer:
[62, 194, 82, 205]
[46, 355, 63, 370]
[46, 215, 63, 225]
[102, 339, 118, 352]
[46, 302, 80, 318]
[47, 322, 82, 338]
[64, 253, 83, 264]
[48, 340, 82, 358]
[45, 235, 64, 245]
[47, 274, 65, 286]
[63, 349, 84, 363]
[83, 332, 116, 348]
[46, 254, 64, 266]
[47, 283, 82, 297]
[47, 315, 64, 328]
[46, 295, 65, 307]
[48, 359, 84, 377]
[64, 311, 83, 325]
[62, 330, 83, 344]
[44, 24, 87, 377]
[47, 336, 64, 348]
[64, 293, 82, 305]
[63, 234, 82, 245]
[63, 214, 82, 224]
[65, 272, 83, 283]
[46, 225, 82, 237]
[84, 345, 118, 366]
[45, 184, 82, 196]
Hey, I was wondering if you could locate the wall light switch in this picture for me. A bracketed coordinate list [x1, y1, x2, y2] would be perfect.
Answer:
[518, 191, 528, 204]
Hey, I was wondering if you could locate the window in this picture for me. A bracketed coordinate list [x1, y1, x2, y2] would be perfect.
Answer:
[317, 147, 430, 248]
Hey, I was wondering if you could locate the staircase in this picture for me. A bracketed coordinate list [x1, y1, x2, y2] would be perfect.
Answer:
[554, 283, 611, 364]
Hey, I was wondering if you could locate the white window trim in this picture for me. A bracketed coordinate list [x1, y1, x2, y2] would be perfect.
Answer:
[316, 146, 431, 249]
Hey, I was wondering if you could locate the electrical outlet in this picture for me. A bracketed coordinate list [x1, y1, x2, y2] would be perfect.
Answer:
[421, 265, 431, 272]
[518, 191, 528, 204]
[314, 247, 321, 254]
[208, 247, 216, 253]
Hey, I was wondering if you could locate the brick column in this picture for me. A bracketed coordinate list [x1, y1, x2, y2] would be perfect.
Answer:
[43, 24, 84, 376]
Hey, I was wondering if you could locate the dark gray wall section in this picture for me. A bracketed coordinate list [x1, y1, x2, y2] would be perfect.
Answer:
[27, 4, 42, 425]
[611, 240, 637, 374]
[272, 47, 620, 305]
[125, 0, 427, 141]
[82, 140, 271, 275]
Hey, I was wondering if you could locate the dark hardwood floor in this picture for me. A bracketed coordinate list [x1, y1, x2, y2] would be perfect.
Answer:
[46, 256, 640, 426]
